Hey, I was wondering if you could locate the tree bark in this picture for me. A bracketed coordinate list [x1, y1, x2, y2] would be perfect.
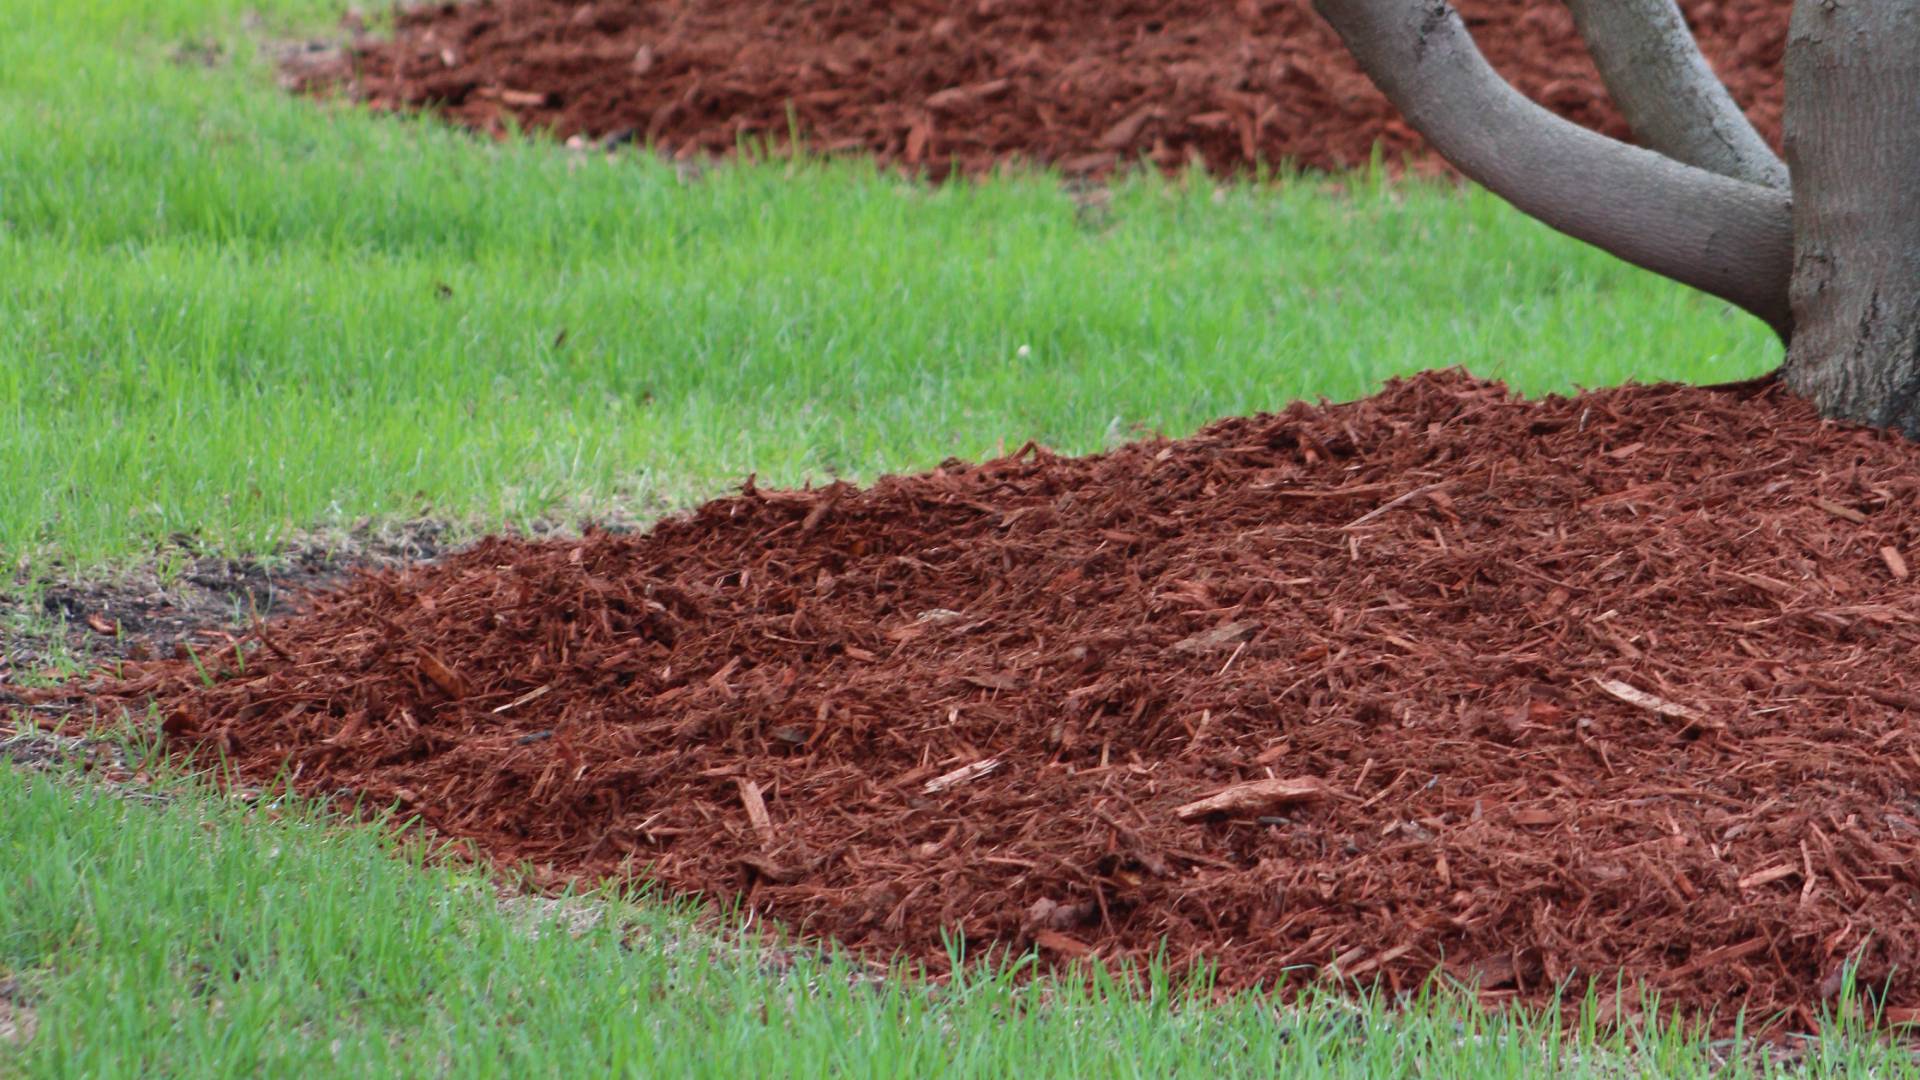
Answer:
[1782, 3, 1920, 436]
[1564, 0, 1786, 189]
[1313, 0, 1792, 336]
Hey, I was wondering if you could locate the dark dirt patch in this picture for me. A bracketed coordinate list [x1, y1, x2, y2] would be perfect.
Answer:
[289, 0, 1788, 180]
[51, 371, 1920, 1034]
[0, 520, 451, 699]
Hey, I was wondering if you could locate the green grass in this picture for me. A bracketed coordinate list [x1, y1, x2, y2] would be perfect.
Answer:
[0, 0, 1779, 575]
[2, 759, 1910, 1078]
[2, 0, 1874, 1073]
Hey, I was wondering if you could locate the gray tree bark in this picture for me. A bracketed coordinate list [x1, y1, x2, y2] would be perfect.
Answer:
[1313, 0, 1792, 335]
[1782, 3, 1920, 436]
[1564, 0, 1787, 189]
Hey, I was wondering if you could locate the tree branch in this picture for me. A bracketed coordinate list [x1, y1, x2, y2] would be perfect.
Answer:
[1313, 0, 1791, 336]
[1566, 0, 1786, 189]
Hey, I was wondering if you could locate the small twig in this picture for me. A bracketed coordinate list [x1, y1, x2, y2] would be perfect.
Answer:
[1342, 481, 1451, 530]
[491, 684, 553, 714]
[1216, 640, 1249, 676]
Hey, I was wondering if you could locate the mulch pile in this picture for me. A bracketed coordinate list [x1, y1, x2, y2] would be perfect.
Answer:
[290, 0, 1789, 179]
[57, 371, 1920, 1032]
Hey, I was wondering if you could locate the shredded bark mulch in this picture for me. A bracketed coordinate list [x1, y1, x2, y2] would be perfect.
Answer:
[290, 0, 1788, 179]
[52, 371, 1920, 1032]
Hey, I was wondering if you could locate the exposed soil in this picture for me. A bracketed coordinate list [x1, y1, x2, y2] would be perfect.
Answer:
[0, 520, 451, 685]
[48, 371, 1920, 1033]
[289, 0, 1789, 179]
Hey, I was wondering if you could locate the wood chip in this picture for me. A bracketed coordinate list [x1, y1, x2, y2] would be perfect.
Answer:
[85, 613, 117, 636]
[1594, 678, 1716, 729]
[798, 488, 842, 537]
[1883, 546, 1910, 580]
[737, 778, 775, 847]
[1886, 1006, 1920, 1027]
[1174, 777, 1327, 821]
[1671, 936, 1769, 978]
[1033, 930, 1096, 957]
[418, 651, 469, 699]
[925, 78, 1011, 111]
[1171, 620, 1257, 654]
[738, 853, 801, 883]
[1343, 942, 1415, 978]
[1812, 497, 1868, 524]
[922, 757, 1001, 794]
[1738, 863, 1798, 890]
[1253, 742, 1290, 765]
[1719, 570, 1799, 597]
[1097, 104, 1165, 148]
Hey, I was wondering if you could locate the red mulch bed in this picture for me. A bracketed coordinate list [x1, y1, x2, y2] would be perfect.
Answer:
[289, 0, 1789, 179]
[59, 371, 1920, 1033]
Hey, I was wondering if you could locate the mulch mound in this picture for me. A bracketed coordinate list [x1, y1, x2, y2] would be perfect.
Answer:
[58, 371, 1920, 1032]
[291, 0, 1789, 179]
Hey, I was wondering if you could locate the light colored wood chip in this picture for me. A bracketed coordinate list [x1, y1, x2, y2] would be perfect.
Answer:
[1719, 570, 1799, 597]
[1738, 863, 1798, 889]
[925, 78, 1012, 111]
[1594, 678, 1717, 728]
[923, 757, 1002, 794]
[736, 778, 775, 847]
[1343, 942, 1416, 979]
[491, 684, 552, 714]
[1172, 620, 1258, 654]
[1812, 497, 1869, 524]
[1883, 546, 1910, 580]
[1174, 777, 1328, 821]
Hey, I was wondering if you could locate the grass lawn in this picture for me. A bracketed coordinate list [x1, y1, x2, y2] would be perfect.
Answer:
[0, 751, 1776, 1077]
[10, 751, 1903, 1078]
[1, 0, 1778, 574]
[12, 0, 1905, 1074]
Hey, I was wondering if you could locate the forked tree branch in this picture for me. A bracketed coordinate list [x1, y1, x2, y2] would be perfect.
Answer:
[1565, 0, 1787, 189]
[1313, 0, 1792, 335]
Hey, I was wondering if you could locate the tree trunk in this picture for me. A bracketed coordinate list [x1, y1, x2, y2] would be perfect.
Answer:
[1782, 4, 1920, 436]
[1564, 0, 1786, 189]
[1314, 0, 1920, 437]
[1313, 0, 1792, 335]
